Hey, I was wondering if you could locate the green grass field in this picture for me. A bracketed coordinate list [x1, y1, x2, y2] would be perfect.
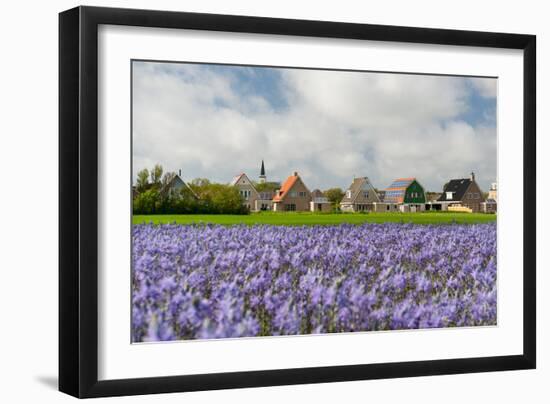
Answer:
[133, 211, 496, 226]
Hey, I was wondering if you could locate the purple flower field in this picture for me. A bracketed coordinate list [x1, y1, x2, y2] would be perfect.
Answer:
[132, 223, 496, 342]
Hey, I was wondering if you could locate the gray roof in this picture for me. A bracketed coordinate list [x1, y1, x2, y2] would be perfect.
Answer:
[163, 174, 198, 199]
[437, 178, 472, 202]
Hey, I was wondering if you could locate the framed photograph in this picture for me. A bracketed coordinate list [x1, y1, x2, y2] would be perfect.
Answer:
[59, 6, 536, 398]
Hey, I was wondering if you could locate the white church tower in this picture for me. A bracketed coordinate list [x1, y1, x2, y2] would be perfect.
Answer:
[259, 160, 266, 184]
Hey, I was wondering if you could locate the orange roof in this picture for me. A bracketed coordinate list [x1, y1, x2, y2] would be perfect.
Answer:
[272, 175, 298, 202]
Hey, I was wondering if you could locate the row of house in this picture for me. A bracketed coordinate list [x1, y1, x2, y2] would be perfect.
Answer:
[230, 170, 333, 212]
[230, 161, 497, 213]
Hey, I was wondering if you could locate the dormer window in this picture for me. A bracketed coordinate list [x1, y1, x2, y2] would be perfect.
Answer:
[446, 191, 453, 200]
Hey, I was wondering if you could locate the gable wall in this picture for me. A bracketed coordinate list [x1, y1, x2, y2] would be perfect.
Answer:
[403, 180, 426, 204]
[353, 180, 381, 204]
[460, 181, 484, 212]
[233, 175, 259, 210]
[279, 177, 311, 211]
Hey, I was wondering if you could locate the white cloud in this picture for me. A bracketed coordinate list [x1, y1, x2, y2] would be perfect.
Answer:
[132, 62, 497, 192]
[469, 77, 498, 98]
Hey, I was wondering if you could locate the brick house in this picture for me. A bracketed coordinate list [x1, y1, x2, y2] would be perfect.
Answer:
[230, 173, 260, 211]
[272, 171, 312, 211]
[383, 177, 426, 212]
[340, 176, 381, 212]
[436, 172, 485, 212]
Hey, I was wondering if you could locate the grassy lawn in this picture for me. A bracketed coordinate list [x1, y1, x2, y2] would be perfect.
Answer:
[133, 211, 497, 226]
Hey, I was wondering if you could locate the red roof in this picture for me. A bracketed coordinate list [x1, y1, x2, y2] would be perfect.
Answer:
[272, 175, 298, 202]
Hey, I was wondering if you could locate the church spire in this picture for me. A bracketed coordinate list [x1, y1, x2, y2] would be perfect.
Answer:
[259, 160, 266, 183]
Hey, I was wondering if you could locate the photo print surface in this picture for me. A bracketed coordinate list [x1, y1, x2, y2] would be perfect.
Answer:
[131, 60, 497, 343]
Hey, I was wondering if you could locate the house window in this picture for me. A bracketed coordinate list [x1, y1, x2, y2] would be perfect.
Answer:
[346, 190, 352, 198]
[240, 189, 251, 199]
[299, 191, 307, 197]
[386, 205, 390, 211]
[285, 204, 296, 211]
[290, 191, 297, 197]
[364, 191, 369, 198]
[446, 192, 453, 200]
[474, 193, 480, 199]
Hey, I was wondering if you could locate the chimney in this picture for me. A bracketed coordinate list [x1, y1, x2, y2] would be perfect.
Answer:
[470, 171, 475, 181]
[293, 171, 298, 177]
[179, 169, 181, 177]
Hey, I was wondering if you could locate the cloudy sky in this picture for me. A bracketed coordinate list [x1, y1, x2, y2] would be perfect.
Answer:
[132, 61, 496, 192]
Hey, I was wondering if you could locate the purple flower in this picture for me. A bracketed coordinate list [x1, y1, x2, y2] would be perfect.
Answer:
[131, 222, 497, 341]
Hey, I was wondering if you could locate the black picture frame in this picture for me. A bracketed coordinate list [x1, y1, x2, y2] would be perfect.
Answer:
[59, 5, 536, 398]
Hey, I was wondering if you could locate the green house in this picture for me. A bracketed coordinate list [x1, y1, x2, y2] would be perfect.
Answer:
[383, 178, 426, 204]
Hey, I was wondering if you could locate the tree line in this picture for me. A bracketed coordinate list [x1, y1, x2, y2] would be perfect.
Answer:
[133, 164, 248, 215]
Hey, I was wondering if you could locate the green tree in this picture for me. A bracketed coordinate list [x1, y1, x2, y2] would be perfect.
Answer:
[211, 185, 247, 214]
[197, 183, 246, 214]
[133, 188, 161, 214]
[324, 188, 345, 207]
[136, 168, 150, 192]
[132, 166, 248, 215]
[151, 164, 163, 186]
[158, 185, 199, 214]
